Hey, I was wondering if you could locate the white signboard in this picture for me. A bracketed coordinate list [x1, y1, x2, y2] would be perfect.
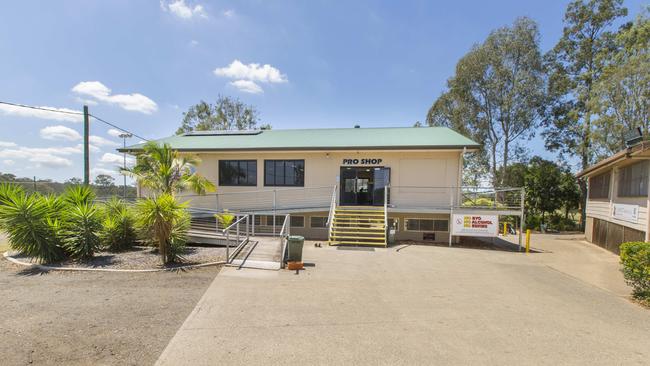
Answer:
[452, 214, 499, 237]
[612, 203, 639, 223]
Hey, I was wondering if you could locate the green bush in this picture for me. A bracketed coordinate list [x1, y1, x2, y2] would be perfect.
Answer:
[61, 202, 102, 259]
[0, 190, 66, 263]
[63, 185, 96, 206]
[135, 194, 190, 264]
[620, 242, 650, 300]
[100, 198, 138, 251]
[0, 183, 24, 204]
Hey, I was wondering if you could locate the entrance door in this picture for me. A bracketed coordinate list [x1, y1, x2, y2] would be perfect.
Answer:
[340, 167, 390, 206]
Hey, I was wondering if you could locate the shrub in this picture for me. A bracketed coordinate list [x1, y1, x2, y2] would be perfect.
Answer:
[63, 185, 96, 206]
[61, 202, 102, 259]
[0, 190, 66, 263]
[0, 183, 24, 204]
[100, 198, 138, 251]
[620, 241, 650, 300]
[135, 194, 190, 264]
[215, 211, 235, 229]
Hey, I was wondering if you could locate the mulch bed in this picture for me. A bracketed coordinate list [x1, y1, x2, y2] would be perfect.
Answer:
[8, 245, 227, 270]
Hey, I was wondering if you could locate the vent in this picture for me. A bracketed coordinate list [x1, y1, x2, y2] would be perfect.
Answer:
[184, 130, 263, 136]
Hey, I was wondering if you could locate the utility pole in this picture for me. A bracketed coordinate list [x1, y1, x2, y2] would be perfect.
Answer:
[119, 132, 133, 198]
[83, 105, 90, 185]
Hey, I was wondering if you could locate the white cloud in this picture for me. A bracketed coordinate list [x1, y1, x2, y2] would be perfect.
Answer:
[91, 167, 120, 178]
[0, 104, 83, 123]
[0, 147, 74, 168]
[0, 141, 16, 147]
[229, 80, 263, 94]
[214, 60, 288, 83]
[161, 0, 207, 19]
[107, 128, 123, 138]
[2, 160, 15, 166]
[214, 60, 287, 94]
[100, 152, 134, 166]
[89, 135, 119, 147]
[40, 125, 81, 141]
[223, 9, 235, 17]
[189, 40, 199, 47]
[71, 81, 158, 114]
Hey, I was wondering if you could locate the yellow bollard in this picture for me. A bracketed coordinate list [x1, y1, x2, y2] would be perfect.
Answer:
[525, 229, 531, 253]
[503, 223, 507, 236]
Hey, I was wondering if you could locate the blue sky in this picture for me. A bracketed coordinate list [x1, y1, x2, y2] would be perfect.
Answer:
[0, 0, 646, 182]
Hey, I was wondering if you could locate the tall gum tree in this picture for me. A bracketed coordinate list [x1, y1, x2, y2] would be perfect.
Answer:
[427, 17, 545, 187]
[542, 0, 627, 227]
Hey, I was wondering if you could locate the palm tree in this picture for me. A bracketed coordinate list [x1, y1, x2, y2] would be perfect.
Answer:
[122, 141, 215, 196]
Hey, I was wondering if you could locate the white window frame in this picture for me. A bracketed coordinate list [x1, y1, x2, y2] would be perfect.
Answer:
[309, 216, 328, 229]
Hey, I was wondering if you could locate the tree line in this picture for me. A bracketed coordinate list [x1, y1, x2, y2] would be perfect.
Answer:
[427, 0, 648, 228]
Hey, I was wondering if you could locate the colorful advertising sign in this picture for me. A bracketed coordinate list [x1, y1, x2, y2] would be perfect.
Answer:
[452, 214, 499, 237]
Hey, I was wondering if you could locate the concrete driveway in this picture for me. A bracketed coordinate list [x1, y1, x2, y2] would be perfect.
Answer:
[156, 235, 650, 365]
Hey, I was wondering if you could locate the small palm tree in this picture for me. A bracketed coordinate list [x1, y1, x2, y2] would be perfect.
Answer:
[135, 193, 190, 264]
[122, 141, 215, 196]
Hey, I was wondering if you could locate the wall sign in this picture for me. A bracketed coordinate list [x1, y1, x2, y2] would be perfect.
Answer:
[342, 158, 383, 165]
[451, 214, 499, 237]
[612, 203, 639, 223]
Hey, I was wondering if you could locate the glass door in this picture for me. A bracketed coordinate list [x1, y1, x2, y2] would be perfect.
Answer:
[339, 167, 389, 206]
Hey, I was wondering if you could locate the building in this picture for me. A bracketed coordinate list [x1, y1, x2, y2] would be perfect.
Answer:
[577, 141, 650, 254]
[124, 127, 523, 246]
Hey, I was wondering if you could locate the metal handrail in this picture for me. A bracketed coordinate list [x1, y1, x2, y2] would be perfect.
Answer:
[221, 214, 250, 263]
[278, 214, 291, 268]
[326, 184, 337, 242]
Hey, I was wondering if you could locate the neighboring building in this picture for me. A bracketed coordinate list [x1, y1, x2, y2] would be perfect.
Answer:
[123, 127, 522, 245]
[577, 141, 650, 254]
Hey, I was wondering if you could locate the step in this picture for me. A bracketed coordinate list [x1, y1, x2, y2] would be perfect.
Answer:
[334, 213, 384, 219]
[334, 212, 385, 216]
[333, 217, 385, 222]
[329, 241, 387, 247]
[330, 235, 386, 241]
[331, 230, 385, 235]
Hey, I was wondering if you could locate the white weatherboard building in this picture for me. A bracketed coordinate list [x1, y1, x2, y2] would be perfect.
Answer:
[123, 127, 524, 247]
[577, 141, 650, 254]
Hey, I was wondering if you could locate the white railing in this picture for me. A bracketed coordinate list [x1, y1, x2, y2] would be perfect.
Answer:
[278, 214, 291, 268]
[221, 214, 250, 263]
[384, 184, 389, 230]
[387, 186, 524, 211]
[326, 184, 337, 242]
[178, 185, 334, 213]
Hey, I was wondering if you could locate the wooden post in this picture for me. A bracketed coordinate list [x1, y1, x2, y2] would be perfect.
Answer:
[83, 105, 90, 185]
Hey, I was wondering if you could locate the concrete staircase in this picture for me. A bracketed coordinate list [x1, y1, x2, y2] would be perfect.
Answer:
[329, 206, 387, 247]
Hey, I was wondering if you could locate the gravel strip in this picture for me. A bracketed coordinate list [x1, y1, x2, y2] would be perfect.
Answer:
[10, 246, 227, 270]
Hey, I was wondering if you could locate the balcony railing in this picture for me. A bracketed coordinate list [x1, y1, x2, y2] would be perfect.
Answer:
[178, 185, 524, 214]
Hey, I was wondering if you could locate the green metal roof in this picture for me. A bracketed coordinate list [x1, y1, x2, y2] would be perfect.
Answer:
[121, 127, 480, 152]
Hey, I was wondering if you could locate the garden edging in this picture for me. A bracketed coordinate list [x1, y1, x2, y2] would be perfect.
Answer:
[2, 251, 226, 273]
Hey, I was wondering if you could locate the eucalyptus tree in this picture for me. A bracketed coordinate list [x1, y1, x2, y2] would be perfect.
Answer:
[176, 95, 263, 134]
[542, 0, 627, 227]
[591, 10, 649, 156]
[427, 17, 545, 186]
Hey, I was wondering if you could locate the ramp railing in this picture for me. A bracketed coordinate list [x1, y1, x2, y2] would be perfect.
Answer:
[278, 214, 291, 269]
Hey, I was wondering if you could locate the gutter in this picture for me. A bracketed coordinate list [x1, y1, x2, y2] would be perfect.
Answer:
[118, 144, 482, 154]
[575, 141, 650, 178]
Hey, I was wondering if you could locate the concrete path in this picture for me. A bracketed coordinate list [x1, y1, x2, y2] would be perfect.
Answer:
[157, 236, 650, 365]
[229, 236, 283, 270]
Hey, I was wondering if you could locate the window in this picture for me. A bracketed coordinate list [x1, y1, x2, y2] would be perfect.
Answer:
[219, 160, 257, 186]
[434, 219, 449, 232]
[405, 218, 448, 232]
[618, 162, 649, 197]
[310, 217, 328, 228]
[264, 160, 305, 186]
[290, 216, 304, 228]
[589, 171, 611, 199]
[253, 215, 261, 226]
[262, 215, 282, 227]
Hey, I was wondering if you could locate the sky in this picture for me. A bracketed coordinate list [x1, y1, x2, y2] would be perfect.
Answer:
[0, 0, 646, 182]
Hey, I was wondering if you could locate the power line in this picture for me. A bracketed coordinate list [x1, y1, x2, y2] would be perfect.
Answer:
[0, 100, 84, 116]
[0, 100, 149, 142]
[89, 114, 149, 142]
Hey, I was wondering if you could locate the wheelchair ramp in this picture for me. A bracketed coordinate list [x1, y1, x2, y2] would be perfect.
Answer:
[229, 236, 283, 270]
